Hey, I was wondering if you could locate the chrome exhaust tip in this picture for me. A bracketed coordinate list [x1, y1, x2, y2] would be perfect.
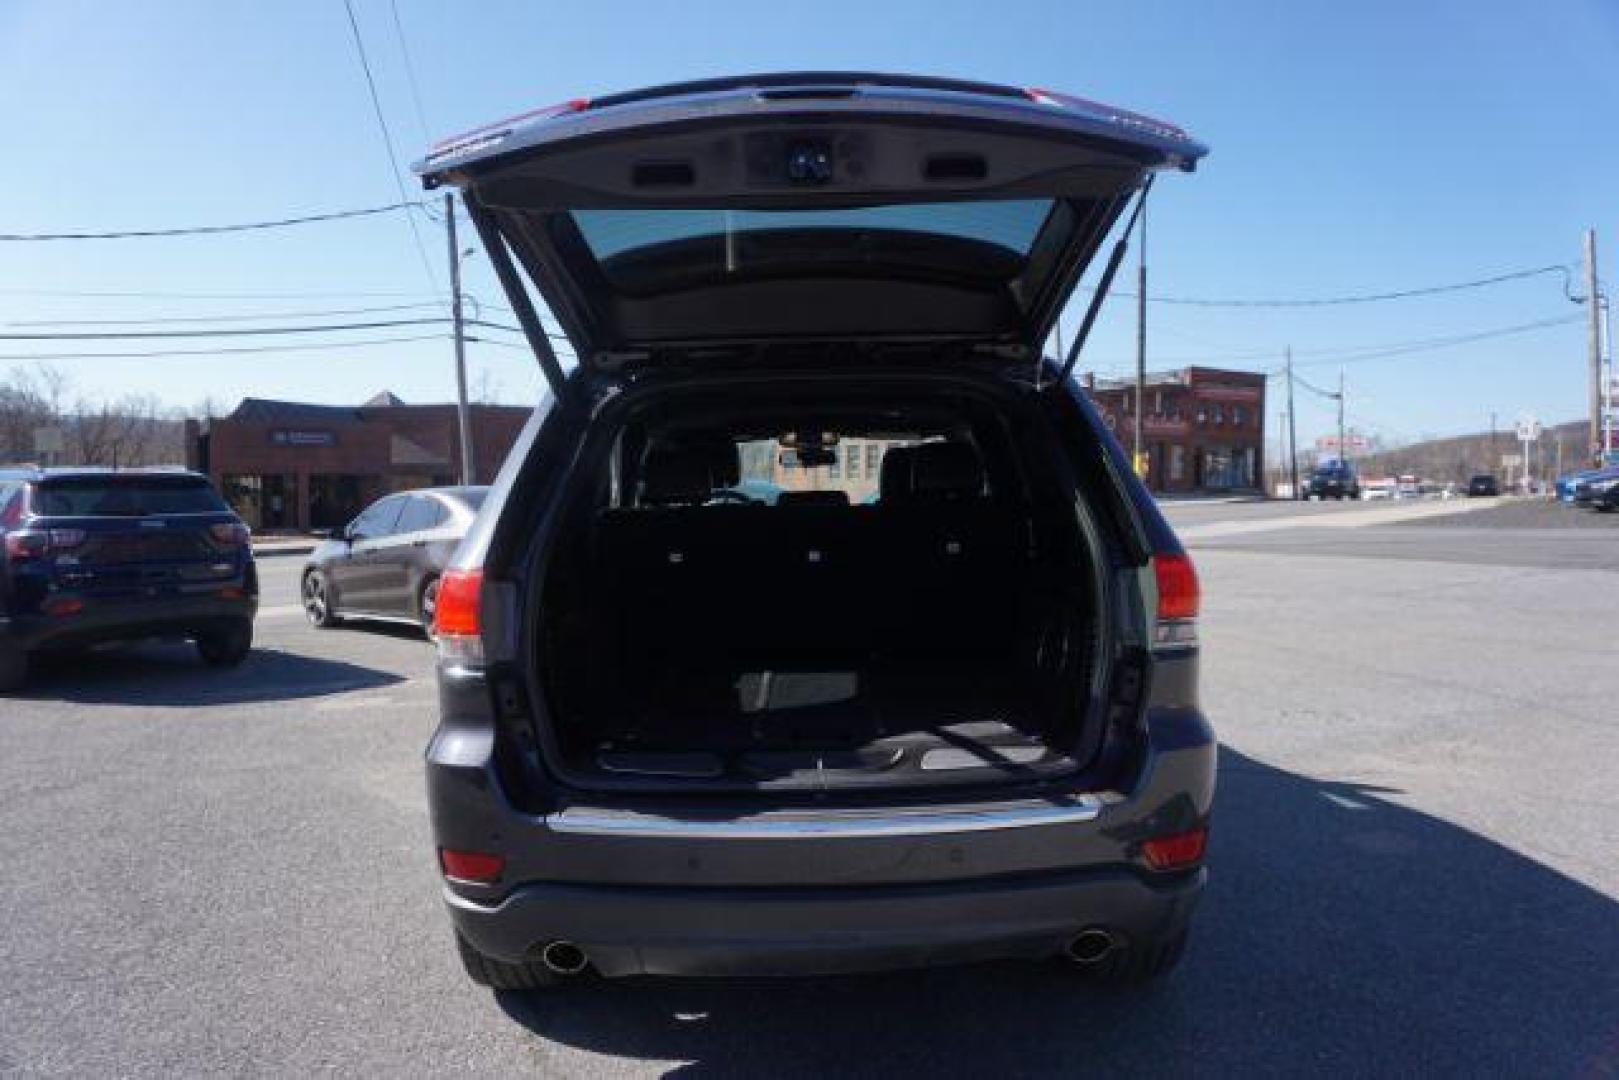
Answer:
[539, 940, 590, 976]
[1066, 928, 1119, 965]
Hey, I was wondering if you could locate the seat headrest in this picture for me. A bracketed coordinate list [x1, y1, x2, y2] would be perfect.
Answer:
[879, 445, 916, 502]
[887, 442, 984, 500]
[639, 437, 740, 505]
[776, 490, 850, 508]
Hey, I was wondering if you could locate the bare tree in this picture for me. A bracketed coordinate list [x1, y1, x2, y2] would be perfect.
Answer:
[0, 365, 64, 464]
[473, 365, 503, 405]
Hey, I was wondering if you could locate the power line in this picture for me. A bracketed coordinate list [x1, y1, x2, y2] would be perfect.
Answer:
[4, 302, 449, 328]
[0, 203, 421, 242]
[466, 318, 575, 344]
[1292, 372, 1340, 399]
[466, 335, 576, 358]
[1106, 264, 1574, 308]
[1291, 314, 1582, 368]
[0, 318, 450, 342]
[388, 0, 433, 144]
[339, 0, 443, 301]
[0, 332, 449, 362]
[0, 286, 445, 301]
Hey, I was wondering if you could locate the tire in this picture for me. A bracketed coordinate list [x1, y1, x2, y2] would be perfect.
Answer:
[1074, 928, 1189, 985]
[455, 933, 558, 991]
[196, 620, 253, 668]
[418, 576, 441, 641]
[302, 570, 340, 628]
[0, 645, 28, 693]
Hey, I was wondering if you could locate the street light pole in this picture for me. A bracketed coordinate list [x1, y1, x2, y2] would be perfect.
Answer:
[446, 192, 475, 485]
[1585, 229, 1602, 465]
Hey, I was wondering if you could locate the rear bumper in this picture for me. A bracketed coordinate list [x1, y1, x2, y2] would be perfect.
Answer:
[0, 594, 257, 652]
[447, 866, 1204, 977]
[427, 668, 1216, 975]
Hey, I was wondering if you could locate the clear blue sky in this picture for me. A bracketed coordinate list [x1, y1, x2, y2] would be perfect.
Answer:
[3, 0, 1616, 452]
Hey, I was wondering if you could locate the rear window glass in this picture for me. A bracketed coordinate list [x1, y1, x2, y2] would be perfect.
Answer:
[572, 200, 1056, 262]
[735, 437, 940, 506]
[33, 479, 228, 517]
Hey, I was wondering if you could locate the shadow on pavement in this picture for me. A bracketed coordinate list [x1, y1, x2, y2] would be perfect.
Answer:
[493, 748, 1619, 1077]
[19, 641, 404, 706]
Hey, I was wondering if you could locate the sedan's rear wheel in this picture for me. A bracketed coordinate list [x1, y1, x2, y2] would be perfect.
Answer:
[302, 570, 339, 628]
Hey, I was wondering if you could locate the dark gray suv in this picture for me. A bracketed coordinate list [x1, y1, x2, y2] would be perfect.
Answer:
[415, 73, 1214, 988]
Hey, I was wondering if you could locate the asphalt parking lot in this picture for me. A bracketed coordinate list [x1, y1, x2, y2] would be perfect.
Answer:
[2, 499, 1616, 1077]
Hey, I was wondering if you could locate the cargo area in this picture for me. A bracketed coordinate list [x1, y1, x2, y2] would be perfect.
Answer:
[533, 377, 1108, 793]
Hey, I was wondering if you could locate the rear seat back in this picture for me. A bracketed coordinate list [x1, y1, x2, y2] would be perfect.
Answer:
[875, 442, 1020, 656]
[591, 438, 1023, 674]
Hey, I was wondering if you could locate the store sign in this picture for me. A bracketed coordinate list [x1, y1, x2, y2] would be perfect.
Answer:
[1315, 434, 1371, 453]
[268, 429, 337, 448]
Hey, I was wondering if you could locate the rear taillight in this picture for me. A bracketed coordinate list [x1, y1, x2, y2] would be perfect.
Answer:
[209, 522, 251, 546]
[1152, 553, 1200, 650]
[439, 848, 505, 884]
[6, 528, 85, 560]
[435, 568, 485, 666]
[1142, 826, 1209, 871]
[4, 530, 48, 560]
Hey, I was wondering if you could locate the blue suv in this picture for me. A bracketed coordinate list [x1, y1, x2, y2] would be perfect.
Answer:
[0, 469, 257, 690]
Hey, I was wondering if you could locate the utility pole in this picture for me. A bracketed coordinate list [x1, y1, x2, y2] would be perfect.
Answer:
[1336, 369, 1347, 468]
[1133, 192, 1148, 480]
[446, 192, 475, 485]
[1490, 411, 1497, 473]
[1285, 348, 1299, 499]
[1585, 228, 1602, 465]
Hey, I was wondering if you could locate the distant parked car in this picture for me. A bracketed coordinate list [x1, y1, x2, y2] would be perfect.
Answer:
[1305, 462, 1361, 500]
[1556, 468, 1605, 503]
[1572, 468, 1619, 509]
[1360, 478, 1396, 500]
[1589, 475, 1619, 512]
[301, 487, 486, 637]
[0, 468, 257, 691]
[1395, 474, 1422, 499]
[1467, 475, 1499, 497]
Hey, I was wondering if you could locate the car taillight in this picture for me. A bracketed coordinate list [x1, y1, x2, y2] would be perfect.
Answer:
[439, 848, 505, 884]
[1152, 553, 1200, 650]
[6, 528, 85, 560]
[1142, 826, 1209, 871]
[4, 530, 48, 560]
[209, 522, 251, 546]
[435, 568, 485, 666]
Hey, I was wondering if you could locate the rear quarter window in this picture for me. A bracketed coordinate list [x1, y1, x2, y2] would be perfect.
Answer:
[33, 479, 229, 516]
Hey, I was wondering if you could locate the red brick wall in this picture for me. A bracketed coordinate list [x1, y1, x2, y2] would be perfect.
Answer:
[197, 403, 531, 529]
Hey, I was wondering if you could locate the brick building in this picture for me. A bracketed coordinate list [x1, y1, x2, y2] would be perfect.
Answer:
[185, 391, 529, 531]
[1085, 367, 1267, 494]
